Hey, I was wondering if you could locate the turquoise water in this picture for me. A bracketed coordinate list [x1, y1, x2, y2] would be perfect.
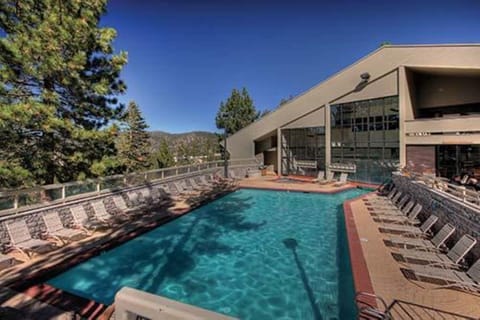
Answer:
[47, 188, 367, 319]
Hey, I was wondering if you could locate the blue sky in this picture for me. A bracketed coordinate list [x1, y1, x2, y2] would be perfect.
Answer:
[102, 0, 480, 133]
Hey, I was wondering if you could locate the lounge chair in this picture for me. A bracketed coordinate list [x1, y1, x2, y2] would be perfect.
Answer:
[150, 187, 170, 205]
[371, 200, 414, 217]
[401, 258, 480, 292]
[367, 192, 403, 209]
[189, 178, 209, 191]
[334, 173, 349, 187]
[374, 203, 422, 225]
[0, 253, 15, 268]
[126, 191, 141, 207]
[199, 175, 213, 187]
[363, 187, 397, 202]
[392, 234, 477, 267]
[229, 169, 242, 181]
[387, 223, 455, 251]
[70, 204, 109, 230]
[91, 200, 128, 224]
[172, 181, 197, 196]
[139, 188, 153, 203]
[5, 220, 54, 259]
[312, 171, 325, 182]
[318, 171, 335, 185]
[42, 211, 87, 243]
[368, 195, 410, 213]
[379, 214, 438, 235]
[112, 195, 138, 213]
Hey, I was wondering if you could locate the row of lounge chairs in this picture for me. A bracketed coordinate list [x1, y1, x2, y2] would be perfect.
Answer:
[0, 173, 232, 266]
[364, 187, 480, 293]
[313, 171, 349, 187]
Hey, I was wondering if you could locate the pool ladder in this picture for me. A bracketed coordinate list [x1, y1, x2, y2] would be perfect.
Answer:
[355, 292, 392, 320]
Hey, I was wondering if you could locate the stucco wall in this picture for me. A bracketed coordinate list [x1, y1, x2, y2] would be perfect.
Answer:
[227, 45, 480, 160]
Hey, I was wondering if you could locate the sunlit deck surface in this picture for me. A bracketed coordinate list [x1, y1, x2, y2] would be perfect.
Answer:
[347, 196, 480, 319]
[1, 176, 478, 319]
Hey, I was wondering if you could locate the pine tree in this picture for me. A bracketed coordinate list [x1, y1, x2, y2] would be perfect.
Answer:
[117, 101, 151, 173]
[0, 0, 127, 186]
[215, 88, 259, 135]
[152, 139, 175, 169]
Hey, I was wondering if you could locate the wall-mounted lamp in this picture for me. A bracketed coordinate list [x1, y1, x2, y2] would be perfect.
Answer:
[354, 72, 371, 92]
[360, 72, 371, 81]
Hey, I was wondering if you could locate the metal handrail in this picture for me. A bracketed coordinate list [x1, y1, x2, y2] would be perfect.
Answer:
[355, 292, 391, 320]
[0, 158, 258, 214]
[413, 174, 480, 209]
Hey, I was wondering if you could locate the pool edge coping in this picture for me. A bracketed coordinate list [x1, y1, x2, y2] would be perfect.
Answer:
[343, 192, 378, 309]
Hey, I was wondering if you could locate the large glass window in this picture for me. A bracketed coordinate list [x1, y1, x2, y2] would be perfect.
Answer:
[331, 96, 399, 183]
[281, 127, 325, 176]
[436, 145, 480, 179]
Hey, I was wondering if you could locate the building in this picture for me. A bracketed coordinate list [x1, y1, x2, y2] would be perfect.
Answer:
[226, 44, 480, 183]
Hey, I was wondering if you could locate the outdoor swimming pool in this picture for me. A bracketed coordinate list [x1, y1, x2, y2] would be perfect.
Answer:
[47, 188, 367, 319]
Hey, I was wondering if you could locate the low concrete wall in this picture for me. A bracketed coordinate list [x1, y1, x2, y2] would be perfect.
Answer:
[392, 174, 480, 261]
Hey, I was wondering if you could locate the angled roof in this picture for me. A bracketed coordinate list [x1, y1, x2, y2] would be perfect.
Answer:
[227, 44, 480, 159]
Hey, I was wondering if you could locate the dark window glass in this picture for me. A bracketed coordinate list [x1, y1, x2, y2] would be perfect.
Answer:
[330, 95, 399, 183]
[281, 127, 326, 176]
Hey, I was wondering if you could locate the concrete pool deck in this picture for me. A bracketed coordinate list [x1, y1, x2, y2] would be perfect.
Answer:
[1, 176, 478, 319]
[345, 196, 480, 319]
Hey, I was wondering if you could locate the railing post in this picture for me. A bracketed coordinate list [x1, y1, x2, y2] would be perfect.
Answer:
[96, 181, 100, 193]
[62, 186, 66, 200]
[175, 168, 178, 176]
[161, 170, 164, 179]
[13, 193, 18, 210]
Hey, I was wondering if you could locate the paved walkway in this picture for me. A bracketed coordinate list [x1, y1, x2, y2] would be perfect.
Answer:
[349, 196, 480, 319]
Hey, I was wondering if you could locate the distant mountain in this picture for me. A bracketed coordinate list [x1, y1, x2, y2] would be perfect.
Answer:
[148, 130, 219, 154]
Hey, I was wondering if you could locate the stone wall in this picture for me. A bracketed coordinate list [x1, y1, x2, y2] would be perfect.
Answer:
[0, 168, 249, 252]
[392, 174, 480, 261]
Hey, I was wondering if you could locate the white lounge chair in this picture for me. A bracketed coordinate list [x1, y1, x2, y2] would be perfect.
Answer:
[312, 170, 325, 182]
[363, 188, 397, 202]
[70, 204, 108, 230]
[43, 211, 87, 243]
[367, 192, 403, 209]
[388, 223, 455, 251]
[5, 220, 54, 259]
[189, 178, 209, 191]
[393, 234, 477, 267]
[199, 175, 212, 187]
[91, 200, 128, 224]
[0, 253, 15, 268]
[402, 258, 480, 293]
[318, 171, 335, 185]
[379, 215, 438, 235]
[112, 195, 133, 212]
[172, 181, 197, 196]
[126, 191, 141, 207]
[229, 169, 241, 180]
[334, 173, 349, 187]
[374, 203, 422, 225]
[371, 200, 414, 217]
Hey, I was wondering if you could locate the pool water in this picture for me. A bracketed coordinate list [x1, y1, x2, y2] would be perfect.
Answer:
[47, 188, 367, 319]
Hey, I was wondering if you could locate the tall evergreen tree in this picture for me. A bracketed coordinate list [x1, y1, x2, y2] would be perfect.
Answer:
[215, 88, 259, 135]
[117, 101, 151, 173]
[151, 139, 175, 169]
[0, 0, 127, 186]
